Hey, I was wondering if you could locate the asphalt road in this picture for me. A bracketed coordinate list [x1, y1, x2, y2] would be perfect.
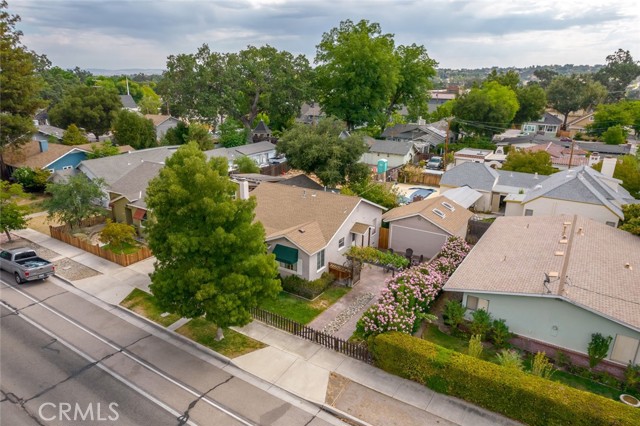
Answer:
[0, 272, 340, 426]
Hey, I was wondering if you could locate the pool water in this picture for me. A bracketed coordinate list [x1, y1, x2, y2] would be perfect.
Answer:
[399, 188, 435, 204]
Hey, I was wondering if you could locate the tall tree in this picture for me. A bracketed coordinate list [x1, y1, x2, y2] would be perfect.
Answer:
[0, 180, 28, 241]
[62, 124, 88, 145]
[146, 143, 280, 340]
[138, 86, 162, 114]
[45, 174, 106, 230]
[39, 65, 83, 108]
[276, 117, 369, 187]
[185, 122, 213, 150]
[513, 84, 547, 124]
[546, 75, 607, 130]
[0, 0, 45, 176]
[500, 150, 556, 175]
[532, 68, 558, 89]
[594, 49, 640, 103]
[589, 100, 640, 136]
[112, 109, 157, 149]
[49, 85, 121, 140]
[485, 69, 520, 90]
[315, 19, 398, 130]
[218, 119, 248, 148]
[233, 156, 260, 173]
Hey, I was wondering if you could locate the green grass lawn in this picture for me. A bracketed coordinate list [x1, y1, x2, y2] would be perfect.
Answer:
[120, 288, 181, 327]
[421, 323, 499, 361]
[176, 318, 265, 358]
[103, 242, 139, 254]
[258, 285, 350, 324]
[551, 370, 623, 400]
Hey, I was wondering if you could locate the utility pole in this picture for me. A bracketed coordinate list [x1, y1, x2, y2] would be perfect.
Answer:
[443, 118, 450, 170]
[567, 138, 575, 170]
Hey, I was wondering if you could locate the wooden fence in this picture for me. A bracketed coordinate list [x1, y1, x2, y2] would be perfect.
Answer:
[398, 171, 442, 186]
[49, 224, 153, 267]
[377, 227, 389, 250]
[328, 262, 351, 282]
[250, 307, 372, 364]
[259, 162, 290, 176]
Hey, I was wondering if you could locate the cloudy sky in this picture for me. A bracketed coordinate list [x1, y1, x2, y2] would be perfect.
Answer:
[9, 0, 640, 71]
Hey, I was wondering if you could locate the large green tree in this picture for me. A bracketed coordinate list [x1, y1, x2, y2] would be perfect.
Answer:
[500, 150, 556, 175]
[513, 84, 547, 124]
[594, 49, 640, 103]
[146, 143, 280, 340]
[620, 204, 640, 236]
[45, 174, 106, 230]
[218, 119, 248, 148]
[0, 1, 44, 176]
[276, 117, 370, 187]
[39, 65, 84, 108]
[0, 180, 28, 240]
[589, 100, 640, 136]
[62, 124, 88, 145]
[341, 176, 399, 209]
[546, 75, 607, 130]
[532, 68, 558, 89]
[593, 155, 640, 199]
[112, 110, 157, 149]
[49, 85, 121, 140]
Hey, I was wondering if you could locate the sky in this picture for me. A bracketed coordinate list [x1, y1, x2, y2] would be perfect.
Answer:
[8, 0, 640, 71]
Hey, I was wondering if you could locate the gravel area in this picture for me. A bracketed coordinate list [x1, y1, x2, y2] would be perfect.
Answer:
[320, 293, 374, 335]
[0, 234, 101, 281]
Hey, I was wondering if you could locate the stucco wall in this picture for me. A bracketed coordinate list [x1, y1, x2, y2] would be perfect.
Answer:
[523, 197, 620, 225]
[111, 197, 129, 224]
[505, 201, 524, 216]
[440, 185, 492, 212]
[389, 220, 448, 259]
[268, 237, 310, 280]
[461, 292, 640, 365]
[361, 151, 411, 169]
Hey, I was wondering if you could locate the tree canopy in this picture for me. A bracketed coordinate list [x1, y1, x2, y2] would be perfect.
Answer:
[594, 49, 640, 103]
[233, 156, 260, 173]
[218, 119, 248, 148]
[0, 180, 28, 240]
[589, 100, 640, 136]
[112, 109, 157, 149]
[86, 141, 120, 159]
[45, 174, 106, 230]
[146, 143, 280, 339]
[546, 75, 607, 130]
[500, 150, 556, 175]
[593, 155, 640, 199]
[341, 176, 399, 209]
[276, 118, 370, 187]
[62, 124, 88, 145]
[620, 204, 640, 236]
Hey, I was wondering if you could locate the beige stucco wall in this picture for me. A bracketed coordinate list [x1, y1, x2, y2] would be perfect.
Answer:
[523, 197, 620, 225]
[111, 198, 129, 224]
[268, 237, 311, 280]
[505, 201, 524, 216]
[389, 219, 449, 259]
[361, 151, 413, 169]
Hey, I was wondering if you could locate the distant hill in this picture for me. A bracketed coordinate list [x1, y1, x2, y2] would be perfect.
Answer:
[433, 64, 604, 88]
[87, 68, 164, 76]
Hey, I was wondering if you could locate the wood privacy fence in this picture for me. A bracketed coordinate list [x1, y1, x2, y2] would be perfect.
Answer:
[250, 307, 372, 364]
[328, 262, 351, 282]
[49, 224, 153, 267]
[377, 227, 389, 250]
[397, 171, 442, 186]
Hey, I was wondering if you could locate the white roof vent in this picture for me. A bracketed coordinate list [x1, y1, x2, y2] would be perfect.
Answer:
[441, 202, 455, 212]
[432, 208, 446, 219]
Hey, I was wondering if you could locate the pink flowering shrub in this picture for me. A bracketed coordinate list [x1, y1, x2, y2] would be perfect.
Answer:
[357, 236, 471, 338]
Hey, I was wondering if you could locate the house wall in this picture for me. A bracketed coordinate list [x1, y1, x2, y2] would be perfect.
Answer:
[47, 151, 87, 171]
[247, 149, 276, 166]
[523, 197, 620, 226]
[441, 185, 493, 213]
[461, 292, 640, 365]
[155, 119, 180, 140]
[505, 201, 524, 216]
[111, 197, 129, 224]
[361, 151, 412, 169]
[388, 215, 450, 259]
[267, 237, 310, 280]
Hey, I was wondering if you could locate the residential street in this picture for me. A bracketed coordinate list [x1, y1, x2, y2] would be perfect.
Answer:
[0, 272, 342, 426]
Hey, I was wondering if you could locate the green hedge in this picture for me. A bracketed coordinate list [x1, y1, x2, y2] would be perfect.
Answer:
[280, 272, 334, 299]
[371, 332, 640, 426]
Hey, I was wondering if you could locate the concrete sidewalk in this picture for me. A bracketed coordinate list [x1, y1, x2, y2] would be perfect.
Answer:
[7, 228, 521, 426]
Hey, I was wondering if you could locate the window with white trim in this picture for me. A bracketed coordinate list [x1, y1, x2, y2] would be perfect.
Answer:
[524, 209, 534, 216]
[610, 334, 640, 365]
[279, 261, 297, 271]
[372, 218, 377, 235]
[316, 249, 325, 271]
[466, 295, 489, 311]
[62, 165, 73, 170]
[338, 237, 345, 249]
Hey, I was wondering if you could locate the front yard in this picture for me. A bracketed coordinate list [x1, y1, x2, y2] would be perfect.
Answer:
[120, 288, 181, 327]
[258, 285, 351, 324]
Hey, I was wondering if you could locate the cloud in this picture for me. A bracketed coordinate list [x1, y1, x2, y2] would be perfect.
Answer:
[9, 0, 640, 70]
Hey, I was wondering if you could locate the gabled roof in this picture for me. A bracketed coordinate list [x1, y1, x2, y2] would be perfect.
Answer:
[521, 166, 636, 219]
[251, 183, 384, 254]
[444, 215, 640, 332]
[380, 124, 422, 139]
[143, 114, 178, 127]
[442, 186, 483, 209]
[382, 195, 472, 235]
[253, 120, 271, 134]
[35, 124, 65, 139]
[525, 112, 563, 126]
[278, 174, 324, 191]
[368, 140, 415, 156]
[496, 169, 548, 191]
[119, 94, 138, 109]
[108, 161, 164, 209]
[233, 141, 276, 156]
[440, 162, 498, 192]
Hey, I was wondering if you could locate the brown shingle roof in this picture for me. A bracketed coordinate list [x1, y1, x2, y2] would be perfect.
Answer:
[143, 114, 173, 127]
[4, 140, 131, 169]
[251, 183, 367, 254]
[444, 215, 640, 331]
[382, 196, 473, 235]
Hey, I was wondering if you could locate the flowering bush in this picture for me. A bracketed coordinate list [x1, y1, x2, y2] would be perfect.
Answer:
[357, 236, 471, 338]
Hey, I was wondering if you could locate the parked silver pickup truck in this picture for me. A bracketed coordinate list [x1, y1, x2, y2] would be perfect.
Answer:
[0, 248, 55, 284]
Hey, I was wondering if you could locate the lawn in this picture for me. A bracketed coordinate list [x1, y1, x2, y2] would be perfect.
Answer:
[120, 288, 181, 327]
[421, 323, 499, 361]
[103, 242, 139, 254]
[176, 318, 265, 358]
[259, 285, 350, 324]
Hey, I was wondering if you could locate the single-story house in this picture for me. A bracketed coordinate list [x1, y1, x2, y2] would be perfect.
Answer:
[444, 215, 640, 370]
[521, 112, 563, 137]
[505, 161, 638, 226]
[144, 114, 182, 140]
[361, 140, 417, 170]
[382, 195, 472, 259]
[233, 141, 277, 167]
[522, 142, 589, 170]
[297, 102, 324, 125]
[248, 182, 386, 281]
[453, 148, 506, 168]
[380, 122, 446, 153]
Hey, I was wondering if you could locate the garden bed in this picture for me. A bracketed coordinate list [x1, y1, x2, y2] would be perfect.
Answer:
[176, 318, 265, 358]
[258, 285, 350, 324]
[120, 288, 181, 327]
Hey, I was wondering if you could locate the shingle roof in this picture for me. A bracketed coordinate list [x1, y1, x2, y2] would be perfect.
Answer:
[382, 195, 472, 235]
[143, 114, 174, 127]
[444, 215, 640, 332]
[119, 94, 138, 109]
[368, 140, 415, 156]
[4, 141, 131, 170]
[233, 141, 276, 156]
[521, 166, 636, 219]
[278, 174, 324, 191]
[441, 186, 483, 209]
[108, 161, 164, 209]
[440, 162, 498, 191]
[253, 120, 271, 134]
[251, 183, 381, 254]
[36, 124, 65, 139]
[496, 169, 548, 190]
[575, 142, 631, 155]
[526, 112, 563, 126]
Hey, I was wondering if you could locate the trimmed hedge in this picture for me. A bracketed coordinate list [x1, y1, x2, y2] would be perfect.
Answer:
[280, 272, 334, 299]
[371, 332, 640, 426]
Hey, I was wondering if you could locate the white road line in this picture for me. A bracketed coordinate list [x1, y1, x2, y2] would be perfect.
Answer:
[1, 280, 257, 426]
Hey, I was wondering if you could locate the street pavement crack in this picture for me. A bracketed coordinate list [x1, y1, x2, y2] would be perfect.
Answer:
[1, 389, 47, 426]
[176, 376, 234, 426]
[0, 291, 68, 318]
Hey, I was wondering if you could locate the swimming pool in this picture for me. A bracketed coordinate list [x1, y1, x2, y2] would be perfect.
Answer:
[399, 188, 435, 204]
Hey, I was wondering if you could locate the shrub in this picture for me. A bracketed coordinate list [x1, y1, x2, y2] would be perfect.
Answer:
[12, 167, 50, 192]
[467, 334, 483, 358]
[495, 349, 523, 370]
[530, 351, 555, 379]
[99, 219, 137, 249]
[469, 309, 492, 339]
[371, 332, 640, 426]
[490, 318, 512, 348]
[280, 272, 334, 299]
[438, 236, 471, 267]
[587, 333, 613, 369]
[442, 300, 466, 330]
[555, 350, 572, 369]
[624, 363, 640, 392]
[347, 246, 409, 269]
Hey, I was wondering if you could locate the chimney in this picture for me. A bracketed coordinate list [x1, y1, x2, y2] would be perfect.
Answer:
[534, 172, 538, 179]
[239, 180, 249, 200]
[600, 157, 617, 178]
[38, 140, 48, 153]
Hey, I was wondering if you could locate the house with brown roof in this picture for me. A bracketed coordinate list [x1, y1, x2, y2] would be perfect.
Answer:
[247, 182, 386, 281]
[382, 196, 473, 259]
[144, 114, 182, 140]
[522, 141, 588, 170]
[444, 215, 640, 371]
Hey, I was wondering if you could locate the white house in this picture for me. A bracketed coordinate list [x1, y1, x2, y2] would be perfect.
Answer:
[361, 140, 417, 170]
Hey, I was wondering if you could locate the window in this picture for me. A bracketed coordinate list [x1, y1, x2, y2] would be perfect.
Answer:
[279, 261, 296, 271]
[524, 209, 534, 216]
[351, 232, 357, 245]
[605, 221, 616, 227]
[545, 125, 556, 132]
[62, 165, 73, 170]
[466, 295, 489, 311]
[316, 249, 325, 271]
[338, 237, 345, 249]
[610, 335, 640, 365]
[372, 218, 377, 235]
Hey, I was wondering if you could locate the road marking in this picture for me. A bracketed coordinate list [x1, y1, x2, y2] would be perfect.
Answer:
[1, 280, 257, 426]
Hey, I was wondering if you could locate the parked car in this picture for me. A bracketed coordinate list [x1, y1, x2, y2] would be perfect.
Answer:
[426, 156, 443, 170]
[0, 248, 55, 284]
